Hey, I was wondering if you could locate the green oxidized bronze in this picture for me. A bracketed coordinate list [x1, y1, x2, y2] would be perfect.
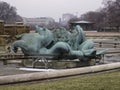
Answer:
[11, 25, 107, 61]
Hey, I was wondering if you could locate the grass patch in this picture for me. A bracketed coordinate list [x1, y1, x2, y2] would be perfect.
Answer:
[0, 71, 120, 90]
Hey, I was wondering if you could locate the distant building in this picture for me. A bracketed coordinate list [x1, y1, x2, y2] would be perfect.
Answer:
[60, 13, 77, 26]
[23, 17, 55, 26]
[62, 13, 76, 22]
[70, 20, 94, 31]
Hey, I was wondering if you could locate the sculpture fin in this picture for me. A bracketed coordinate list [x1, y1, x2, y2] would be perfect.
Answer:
[96, 49, 108, 55]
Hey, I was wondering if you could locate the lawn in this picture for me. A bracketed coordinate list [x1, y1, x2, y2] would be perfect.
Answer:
[0, 70, 120, 90]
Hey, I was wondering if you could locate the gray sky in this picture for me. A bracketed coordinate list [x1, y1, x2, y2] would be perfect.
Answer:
[2, 0, 103, 21]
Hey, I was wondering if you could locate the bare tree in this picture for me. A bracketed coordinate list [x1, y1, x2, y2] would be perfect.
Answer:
[0, 1, 22, 23]
[80, 11, 107, 29]
[103, 0, 120, 28]
[80, 0, 120, 32]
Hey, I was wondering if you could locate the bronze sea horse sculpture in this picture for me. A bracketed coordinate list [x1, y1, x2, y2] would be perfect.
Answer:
[11, 25, 107, 61]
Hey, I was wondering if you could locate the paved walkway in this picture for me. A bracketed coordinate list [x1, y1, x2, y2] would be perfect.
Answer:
[0, 62, 35, 76]
[0, 53, 120, 76]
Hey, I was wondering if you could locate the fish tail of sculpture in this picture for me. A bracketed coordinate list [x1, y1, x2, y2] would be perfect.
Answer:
[75, 25, 86, 43]
[48, 42, 71, 55]
[70, 50, 84, 59]
[96, 49, 108, 55]
[79, 39, 94, 50]
[82, 49, 96, 56]
[11, 40, 27, 53]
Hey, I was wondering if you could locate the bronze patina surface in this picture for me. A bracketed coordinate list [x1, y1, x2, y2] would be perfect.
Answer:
[11, 25, 107, 61]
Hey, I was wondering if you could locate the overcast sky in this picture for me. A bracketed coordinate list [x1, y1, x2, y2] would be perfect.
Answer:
[2, 0, 103, 21]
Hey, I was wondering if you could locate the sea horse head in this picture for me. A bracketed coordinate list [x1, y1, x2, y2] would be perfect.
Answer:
[35, 26, 54, 48]
[74, 25, 86, 44]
